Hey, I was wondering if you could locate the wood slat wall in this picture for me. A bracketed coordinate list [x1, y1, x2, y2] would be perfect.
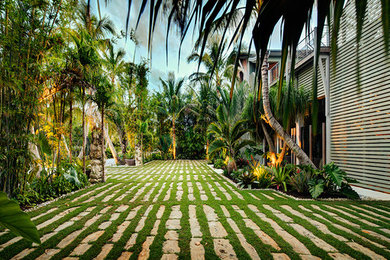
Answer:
[296, 61, 325, 98]
[329, 0, 390, 192]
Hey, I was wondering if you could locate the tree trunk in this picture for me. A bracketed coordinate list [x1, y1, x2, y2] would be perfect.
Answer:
[261, 54, 316, 168]
[101, 106, 105, 182]
[260, 120, 275, 153]
[105, 124, 119, 164]
[206, 138, 209, 160]
[172, 120, 176, 160]
[62, 135, 71, 158]
[69, 91, 73, 163]
[141, 133, 144, 166]
[82, 86, 86, 175]
[118, 128, 128, 156]
[276, 141, 288, 165]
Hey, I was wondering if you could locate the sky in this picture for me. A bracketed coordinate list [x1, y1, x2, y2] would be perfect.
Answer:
[90, 0, 284, 91]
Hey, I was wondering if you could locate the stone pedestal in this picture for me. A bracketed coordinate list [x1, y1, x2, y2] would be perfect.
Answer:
[135, 142, 143, 166]
[89, 126, 105, 183]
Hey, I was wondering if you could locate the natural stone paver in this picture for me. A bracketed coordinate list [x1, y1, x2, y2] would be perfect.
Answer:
[352, 205, 390, 221]
[138, 236, 154, 260]
[289, 224, 337, 252]
[208, 221, 228, 238]
[311, 205, 360, 228]
[118, 251, 132, 260]
[161, 253, 178, 260]
[248, 205, 311, 255]
[31, 208, 58, 221]
[36, 207, 79, 229]
[166, 219, 181, 230]
[323, 205, 379, 227]
[225, 214, 261, 260]
[163, 240, 180, 254]
[94, 244, 113, 260]
[12, 248, 35, 260]
[189, 205, 203, 238]
[203, 205, 219, 221]
[2, 161, 390, 260]
[281, 205, 347, 241]
[347, 242, 386, 260]
[311, 211, 386, 249]
[190, 238, 205, 260]
[213, 239, 238, 259]
[272, 253, 291, 260]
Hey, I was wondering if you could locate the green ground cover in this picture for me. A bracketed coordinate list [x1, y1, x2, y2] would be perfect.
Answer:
[0, 160, 389, 260]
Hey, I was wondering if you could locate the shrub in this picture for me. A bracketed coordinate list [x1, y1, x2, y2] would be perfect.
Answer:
[257, 170, 272, 188]
[235, 158, 248, 168]
[151, 153, 163, 160]
[15, 165, 89, 207]
[270, 165, 291, 192]
[214, 159, 226, 169]
[237, 171, 257, 189]
[248, 159, 272, 188]
[105, 147, 113, 158]
[230, 170, 242, 182]
[289, 168, 312, 194]
[308, 162, 359, 199]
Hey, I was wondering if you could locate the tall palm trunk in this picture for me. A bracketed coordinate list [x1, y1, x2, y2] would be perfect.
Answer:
[261, 55, 315, 168]
[101, 105, 105, 182]
[69, 91, 72, 163]
[119, 130, 128, 155]
[206, 139, 209, 160]
[260, 120, 275, 153]
[82, 86, 86, 174]
[105, 125, 119, 164]
[172, 119, 176, 160]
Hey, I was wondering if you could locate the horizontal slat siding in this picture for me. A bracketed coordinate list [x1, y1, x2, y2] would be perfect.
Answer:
[296, 62, 325, 98]
[329, 0, 390, 192]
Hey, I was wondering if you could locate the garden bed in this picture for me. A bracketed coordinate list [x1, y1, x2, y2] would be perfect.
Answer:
[207, 160, 360, 200]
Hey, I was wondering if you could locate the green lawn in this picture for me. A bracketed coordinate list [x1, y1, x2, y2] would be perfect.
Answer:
[0, 160, 389, 260]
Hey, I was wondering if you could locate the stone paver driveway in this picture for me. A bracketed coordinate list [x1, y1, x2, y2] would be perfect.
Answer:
[1, 160, 390, 259]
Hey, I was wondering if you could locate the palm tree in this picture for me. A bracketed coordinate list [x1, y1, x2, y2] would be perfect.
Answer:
[160, 72, 186, 160]
[134, 62, 149, 165]
[102, 42, 126, 85]
[187, 37, 238, 89]
[91, 74, 114, 182]
[207, 105, 255, 172]
[69, 3, 116, 173]
[106, 103, 128, 158]
[125, 0, 390, 168]
[187, 81, 217, 160]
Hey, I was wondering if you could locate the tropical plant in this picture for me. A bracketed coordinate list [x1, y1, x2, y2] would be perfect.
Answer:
[237, 171, 257, 189]
[207, 105, 255, 167]
[0, 192, 40, 244]
[289, 168, 313, 194]
[102, 42, 126, 85]
[63, 167, 82, 188]
[271, 165, 291, 192]
[214, 159, 226, 169]
[187, 36, 237, 88]
[308, 162, 359, 199]
[159, 72, 186, 160]
[186, 81, 217, 159]
[126, 0, 390, 169]
[90, 75, 114, 181]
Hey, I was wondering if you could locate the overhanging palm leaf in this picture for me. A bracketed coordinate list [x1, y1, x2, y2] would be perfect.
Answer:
[123, 0, 389, 119]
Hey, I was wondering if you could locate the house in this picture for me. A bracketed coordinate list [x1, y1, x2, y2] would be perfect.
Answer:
[239, 0, 390, 193]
